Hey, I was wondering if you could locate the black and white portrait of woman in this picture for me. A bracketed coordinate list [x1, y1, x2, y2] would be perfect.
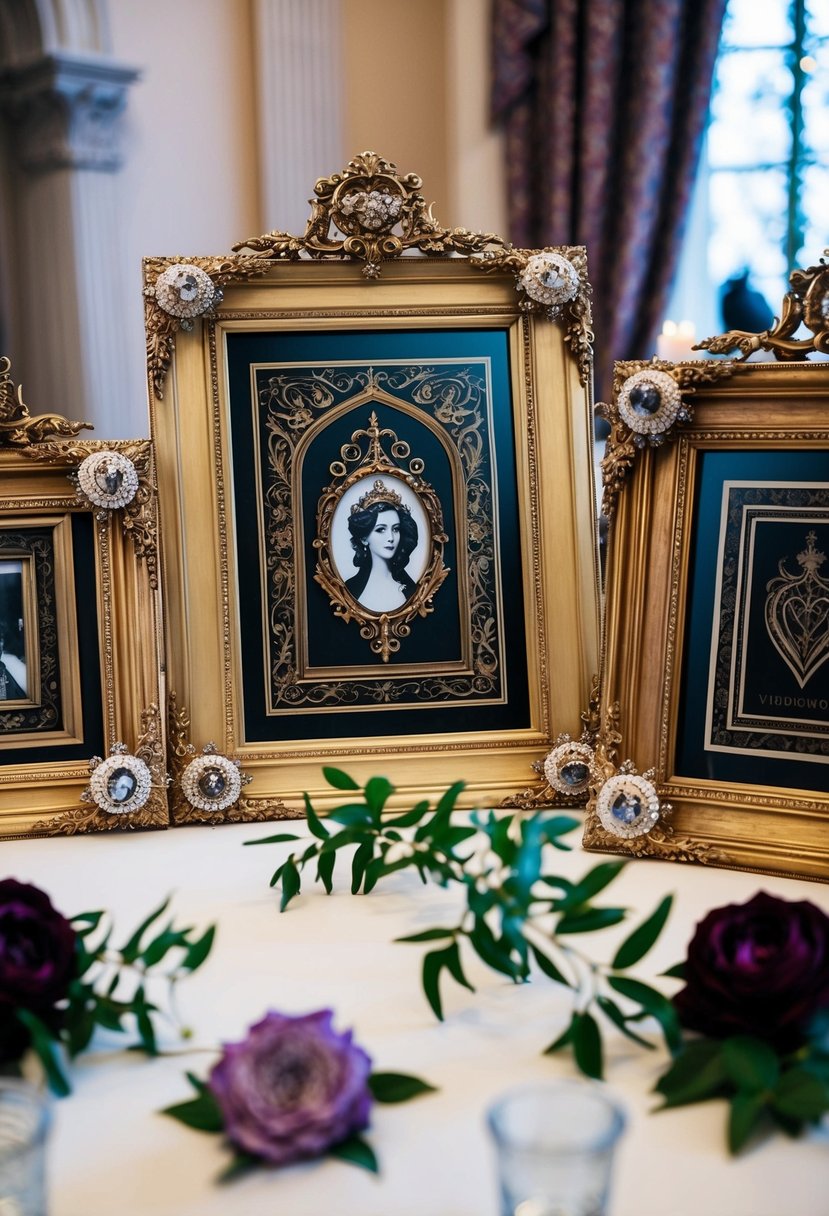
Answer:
[330, 477, 429, 614]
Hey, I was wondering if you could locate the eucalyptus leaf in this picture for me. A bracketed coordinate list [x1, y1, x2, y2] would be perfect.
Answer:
[612, 895, 673, 970]
[557, 907, 627, 935]
[303, 792, 330, 840]
[120, 897, 171, 963]
[15, 1009, 70, 1097]
[654, 1040, 727, 1107]
[243, 832, 301, 847]
[772, 1067, 829, 1122]
[316, 849, 336, 894]
[558, 861, 627, 910]
[607, 975, 682, 1054]
[279, 857, 301, 912]
[323, 766, 361, 791]
[572, 1011, 603, 1080]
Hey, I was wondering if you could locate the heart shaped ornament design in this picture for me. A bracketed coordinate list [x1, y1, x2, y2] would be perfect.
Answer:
[765, 532, 829, 689]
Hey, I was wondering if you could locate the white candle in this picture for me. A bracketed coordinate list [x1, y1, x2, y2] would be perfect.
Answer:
[656, 319, 700, 362]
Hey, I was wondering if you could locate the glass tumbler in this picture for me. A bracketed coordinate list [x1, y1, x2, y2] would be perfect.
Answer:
[0, 1078, 50, 1216]
[487, 1079, 626, 1216]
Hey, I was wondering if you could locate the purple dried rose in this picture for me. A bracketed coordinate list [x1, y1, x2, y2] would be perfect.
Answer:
[208, 1009, 373, 1164]
[0, 879, 77, 1062]
[674, 891, 829, 1051]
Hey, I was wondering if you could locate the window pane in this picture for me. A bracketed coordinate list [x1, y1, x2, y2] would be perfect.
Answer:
[721, 0, 793, 46]
[710, 49, 793, 168]
[802, 42, 829, 157]
[805, 0, 829, 39]
[709, 168, 789, 308]
[799, 164, 829, 265]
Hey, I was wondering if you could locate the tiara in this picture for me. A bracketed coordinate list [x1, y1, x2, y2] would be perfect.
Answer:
[350, 478, 408, 515]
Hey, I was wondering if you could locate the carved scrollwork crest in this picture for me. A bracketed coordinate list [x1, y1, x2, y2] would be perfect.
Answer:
[233, 150, 511, 279]
[0, 356, 92, 446]
[696, 250, 829, 360]
[313, 410, 450, 663]
[597, 358, 735, 522]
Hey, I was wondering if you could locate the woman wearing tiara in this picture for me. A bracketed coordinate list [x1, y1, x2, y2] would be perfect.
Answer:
[345, 480, 419, 613]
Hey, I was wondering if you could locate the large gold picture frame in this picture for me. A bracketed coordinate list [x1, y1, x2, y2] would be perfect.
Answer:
[584, 321, 829, 879]
[145, 153, 601, 822]
[0, 360, 167, 837]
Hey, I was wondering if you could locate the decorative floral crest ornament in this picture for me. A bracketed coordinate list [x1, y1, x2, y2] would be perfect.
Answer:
[543, 735, 596, 799]
[148, 263, 223, 330]
[83, 743, 154, 815]
[180, 743, 251, 813]
[76, 449, 139, 512]
[594, 764, 662, 839]
[517, 252, 580, 319]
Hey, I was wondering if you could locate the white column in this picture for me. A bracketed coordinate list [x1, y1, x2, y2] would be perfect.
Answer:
[253, 0, 344, 233]
[0, 50, 143, 437]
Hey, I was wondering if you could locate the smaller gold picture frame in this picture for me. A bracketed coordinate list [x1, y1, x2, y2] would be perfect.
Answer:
[584, 342, 829, 881]
[0, 371, 167, 838]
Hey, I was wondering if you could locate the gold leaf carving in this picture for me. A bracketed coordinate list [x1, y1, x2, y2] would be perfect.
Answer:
[0, 356, 92, 447]
[599, 358, 735, 521]
[697, 252, 829, 360]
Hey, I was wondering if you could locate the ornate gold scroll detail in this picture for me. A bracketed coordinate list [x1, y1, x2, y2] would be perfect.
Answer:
[697, 251, 829, 360]
[19, 439, 160, 589]
[581, 706, 726, 865]
[498, 673, 602, 811]
[313, 411, 449, 662]
[29, 704, 169, 836]
[233, 150, 511, 279]
[597, 359, 735, 522]
[470, 245, 594, 386]
[167, 691, 302, 824]
[0, 356, 92, 446]
[142, 255, 271, 400]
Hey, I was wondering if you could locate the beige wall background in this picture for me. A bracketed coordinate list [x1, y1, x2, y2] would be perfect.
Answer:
[0, 0, 505, 436]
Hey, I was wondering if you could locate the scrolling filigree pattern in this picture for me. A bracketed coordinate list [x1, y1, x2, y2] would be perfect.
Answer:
[597, 359, 735, 522]
[0, 356, 92, 446]
[28, 704, 169, 836]
[19, 440, 160, 589]
[259, 362, 502, 710]
[697, 251, 829, 360]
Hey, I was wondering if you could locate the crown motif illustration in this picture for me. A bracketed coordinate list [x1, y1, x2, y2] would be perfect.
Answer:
[765, 529, 829, 689]
[350, 478, 409, 515]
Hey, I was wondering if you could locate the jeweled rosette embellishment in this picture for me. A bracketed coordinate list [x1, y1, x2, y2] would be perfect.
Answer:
[84, 745, 153, 815]
[76, 450, 139, 511]
[595, 771, 661, 839]
[149, 263, 223, 329]
[180, 743, 249, 812]
[338, 189, 403, 231]
[518, 252, 580, 316]
[617, 369, 686, 445]
[543, 737, 595, 797]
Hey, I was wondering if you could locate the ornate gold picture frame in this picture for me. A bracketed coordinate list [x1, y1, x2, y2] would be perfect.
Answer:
[584, 314, 829, 879]
[146, 154, 600, 821]
[0, 360, 167, 837]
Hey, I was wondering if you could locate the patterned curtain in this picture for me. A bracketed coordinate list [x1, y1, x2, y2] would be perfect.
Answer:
[491, 0, 726, 402]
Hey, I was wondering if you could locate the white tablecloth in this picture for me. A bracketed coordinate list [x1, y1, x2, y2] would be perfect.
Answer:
[5, 819, 829, 1216]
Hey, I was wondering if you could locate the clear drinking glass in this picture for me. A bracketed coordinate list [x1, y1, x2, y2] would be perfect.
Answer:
[0, 1078, 50, 1216]
[486, 1080, 626, 1216]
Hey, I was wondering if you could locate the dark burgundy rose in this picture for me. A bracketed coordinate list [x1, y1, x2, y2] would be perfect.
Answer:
[674, 891, 829, 1050]
[0, 879, 77, 1061]
[208, 1009, 373, 1165]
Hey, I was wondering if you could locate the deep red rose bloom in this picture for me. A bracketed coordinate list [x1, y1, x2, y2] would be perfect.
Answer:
[674, 891, 829, 1051]
[0, 879, 77, 1062]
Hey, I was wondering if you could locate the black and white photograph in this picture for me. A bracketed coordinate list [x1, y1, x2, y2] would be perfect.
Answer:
[0, 558, 27, 701]
[330, 475, 430, 615]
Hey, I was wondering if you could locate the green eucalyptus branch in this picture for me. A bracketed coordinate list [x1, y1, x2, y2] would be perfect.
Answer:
[246, 768, 678, 1081]
[20, 897, 215, 1096]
